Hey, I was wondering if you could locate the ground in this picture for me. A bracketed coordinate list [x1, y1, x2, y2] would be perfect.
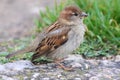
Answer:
[1, 55, 120, 80]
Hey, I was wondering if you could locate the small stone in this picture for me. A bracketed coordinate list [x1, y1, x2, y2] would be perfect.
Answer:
[57, 74, 62, 78]
[2, 75, 14, 80]
[74, 77, 81, 80]
[33, 73, 40, 78]
[4, 60, 34, 71]
[115, 55, 120, 62]
[72, 62, 82, 68]
[84, 64, 90, 69]
[0, 65, 5, 72]
[87, 60, 99, 66]
[65, 54, 84, 62]
[89, 76, 99, 80]
[41, 78, 50, 80]
[100, 60, 115, 67]
[84, 73, 91, 77]
[31, 78, 35, 80]
[113, 69, 120, 74]
[24, 77, 30, 80]
[60, 78, 66, 80]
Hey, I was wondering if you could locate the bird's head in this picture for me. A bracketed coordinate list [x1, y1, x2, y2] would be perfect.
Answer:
[59, 6, 88, 25]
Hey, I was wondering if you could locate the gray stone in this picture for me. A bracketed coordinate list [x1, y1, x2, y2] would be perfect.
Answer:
[0, 64, 5, 72]
[115, 55, 120, 62]
[1, 54, 120, 79]
[4, 60, 34, 71]
[89, 76, 99, 80]
[2, 75, 15, 80]
[74, 78, 81, 80]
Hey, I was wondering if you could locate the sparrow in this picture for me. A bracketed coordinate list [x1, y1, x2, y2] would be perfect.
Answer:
[6, 6, 88, 70]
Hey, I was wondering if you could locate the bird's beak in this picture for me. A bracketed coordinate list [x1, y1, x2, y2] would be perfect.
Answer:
[81, 12, 88, 17]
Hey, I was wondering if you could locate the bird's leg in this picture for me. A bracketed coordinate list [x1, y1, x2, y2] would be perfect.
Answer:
[54, 58, 73, 71]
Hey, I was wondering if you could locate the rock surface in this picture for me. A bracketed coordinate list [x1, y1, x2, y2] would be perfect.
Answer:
[0, 55, 120, 80]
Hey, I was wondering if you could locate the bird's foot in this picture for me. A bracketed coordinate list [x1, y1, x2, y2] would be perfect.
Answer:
[54, 58, 73, 71]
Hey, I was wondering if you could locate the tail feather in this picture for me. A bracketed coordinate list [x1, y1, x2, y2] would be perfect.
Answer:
[6, 46, 34, 58]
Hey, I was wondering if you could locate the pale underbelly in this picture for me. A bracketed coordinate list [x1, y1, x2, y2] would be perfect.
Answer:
[47, 32, 84, 59]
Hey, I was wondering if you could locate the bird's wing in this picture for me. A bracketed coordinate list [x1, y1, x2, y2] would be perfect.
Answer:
[31, 22, 71, 61]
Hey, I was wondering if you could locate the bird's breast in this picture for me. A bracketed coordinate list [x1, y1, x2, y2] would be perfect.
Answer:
[67, 25, 85, 50]
[47, 24, 86, 59]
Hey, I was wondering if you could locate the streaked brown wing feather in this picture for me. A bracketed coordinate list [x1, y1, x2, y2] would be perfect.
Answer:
[31, 22, 71, 62]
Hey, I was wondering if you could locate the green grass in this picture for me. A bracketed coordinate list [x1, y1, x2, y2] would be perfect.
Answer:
[74, 0, 120, 45]
[74, 0, 120, 57]
[0, 38, 33, 64]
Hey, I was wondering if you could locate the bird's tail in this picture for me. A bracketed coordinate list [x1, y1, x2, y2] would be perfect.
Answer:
[6, 46, 34, 58]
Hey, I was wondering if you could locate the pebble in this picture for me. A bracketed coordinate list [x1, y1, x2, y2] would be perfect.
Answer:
[2, 75, 14, 80]
[84, 73, 91, 77]
[41, 78, 50, 80]
[72, 62, 82, 68]
[33, 73, 40, 78]
[115, 55, 120, 62]
[89, 76, 99, 80]
[4, 60, 34, 71]
[0, 65, 5, 72]
[74, 78, 81, 80]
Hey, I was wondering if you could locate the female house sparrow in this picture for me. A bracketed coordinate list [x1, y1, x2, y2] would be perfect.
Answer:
[6, 6, 88, 69]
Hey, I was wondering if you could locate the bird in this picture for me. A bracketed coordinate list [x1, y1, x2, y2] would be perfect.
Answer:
[6, 6, 88, 70]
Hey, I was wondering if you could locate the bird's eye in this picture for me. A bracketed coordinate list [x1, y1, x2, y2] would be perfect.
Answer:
[73, 13, 78, 16]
